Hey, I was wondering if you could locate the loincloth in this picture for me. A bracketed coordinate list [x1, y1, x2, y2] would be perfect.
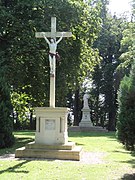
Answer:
[49, 52, 60, 60]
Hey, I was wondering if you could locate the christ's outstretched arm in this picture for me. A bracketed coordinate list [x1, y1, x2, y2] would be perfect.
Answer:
[56, 32, 64, 44]
[42, 32, 50, 44]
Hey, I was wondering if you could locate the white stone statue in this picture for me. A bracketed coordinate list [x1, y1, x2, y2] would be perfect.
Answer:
[83, 93, 90, 108]
[42, 32, 63, 74]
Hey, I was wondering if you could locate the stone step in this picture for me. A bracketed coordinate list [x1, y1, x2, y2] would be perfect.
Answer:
[68, 126, 108, 132]
[15, 145, 83, 161]
[25, 141, 75, 150]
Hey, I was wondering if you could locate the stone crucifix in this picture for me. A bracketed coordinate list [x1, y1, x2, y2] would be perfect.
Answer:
[35, 17, 72, 108]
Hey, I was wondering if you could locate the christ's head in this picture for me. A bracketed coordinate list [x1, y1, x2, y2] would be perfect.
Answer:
[50, 38, 55, 43]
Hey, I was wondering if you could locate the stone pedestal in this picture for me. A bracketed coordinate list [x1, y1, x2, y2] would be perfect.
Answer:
[15, 107, 83, 161]
[35, 107, 68, 144]
[79, 108, 93, 127]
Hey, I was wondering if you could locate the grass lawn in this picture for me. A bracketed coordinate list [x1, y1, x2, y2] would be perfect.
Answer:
[0, 131, 135, 180]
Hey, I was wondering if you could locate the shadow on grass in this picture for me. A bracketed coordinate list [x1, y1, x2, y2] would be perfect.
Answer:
[121, 173, 135, 180]
[0, 137, 34, 156]
[113, 150, 131, 154]
[131, 152, 135, 157]
[75, 142, 85, 146]
[113, 150, 135, 157]
[14, 130, 35, 136]
[0, 160, 29, 174]
[118, 150, 135, 169]
[15, 137, 34, 148]
[119, 159, 135, 169]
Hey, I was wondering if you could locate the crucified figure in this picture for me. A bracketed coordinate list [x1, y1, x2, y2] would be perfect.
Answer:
[42, 32, 63, 75]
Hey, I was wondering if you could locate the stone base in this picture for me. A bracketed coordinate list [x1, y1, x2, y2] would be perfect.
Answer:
[68, 126, 108, 132]
[15, 141, 83, 161]
[79, 121, 93, 127]
[79, 107, 93, 127]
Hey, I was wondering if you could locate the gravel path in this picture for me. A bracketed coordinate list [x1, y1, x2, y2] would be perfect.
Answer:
[81, 152, 106, 164]
[0, 152, 106, 164]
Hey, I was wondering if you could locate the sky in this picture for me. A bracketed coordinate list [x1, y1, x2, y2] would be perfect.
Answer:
[108, 0, 132, 15]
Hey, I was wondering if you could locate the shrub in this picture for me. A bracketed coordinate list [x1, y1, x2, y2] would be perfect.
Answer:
[117, 63, 135, 150]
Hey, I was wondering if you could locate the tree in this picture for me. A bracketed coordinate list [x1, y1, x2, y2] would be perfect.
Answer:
[55, 0, 102, 107]
[11, 91, 34, 129]
[0, 54, 14, 148]
[0, 0, 102, 128]
[0, 3, 15, 147]
[117, 0, 135, 74]
[91, 0, 126, 130]
[117, 62, 135, 150]
[118, 22, 135, 71]
[116, 0, 135, 150]
[0, 0, 101, 129]
[0, 0, 101, 104]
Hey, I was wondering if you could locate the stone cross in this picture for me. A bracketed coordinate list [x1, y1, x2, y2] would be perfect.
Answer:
[35, 17, 72, 108]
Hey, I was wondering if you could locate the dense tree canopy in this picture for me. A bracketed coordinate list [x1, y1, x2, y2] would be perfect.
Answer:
[87, 0, 134, 132]
[0, 0, 102, 106]
[0, 0, 102, 130]
[91, 4, 125, 130]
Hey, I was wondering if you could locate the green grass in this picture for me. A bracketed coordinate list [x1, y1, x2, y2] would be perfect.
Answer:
[0, 131, 135, 180]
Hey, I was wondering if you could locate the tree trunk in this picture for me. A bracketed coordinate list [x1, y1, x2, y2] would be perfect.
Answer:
[108, 111, 116, 131]
[30, 111, 33, 130]
[73, 89, 80, 126]
[95, 95, 99, 126]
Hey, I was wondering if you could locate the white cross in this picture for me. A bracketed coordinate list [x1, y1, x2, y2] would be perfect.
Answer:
[35, 17, 72, 108]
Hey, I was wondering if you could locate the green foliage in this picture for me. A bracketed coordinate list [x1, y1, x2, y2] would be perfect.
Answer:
[119, 22, 135, 70]
[117, 62, 135, 150]
[0, 0, 103, 130]
[132, 0, 135, 15]
[54, 0, 102, 105]
[0, 0, 102, 108]
[92, 9, 125, 130]
[118, 0, 135, 72]
[11, 91, 34, 129]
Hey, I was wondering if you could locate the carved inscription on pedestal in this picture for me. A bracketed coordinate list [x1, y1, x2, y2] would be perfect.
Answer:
[45, 119, 55, 130]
